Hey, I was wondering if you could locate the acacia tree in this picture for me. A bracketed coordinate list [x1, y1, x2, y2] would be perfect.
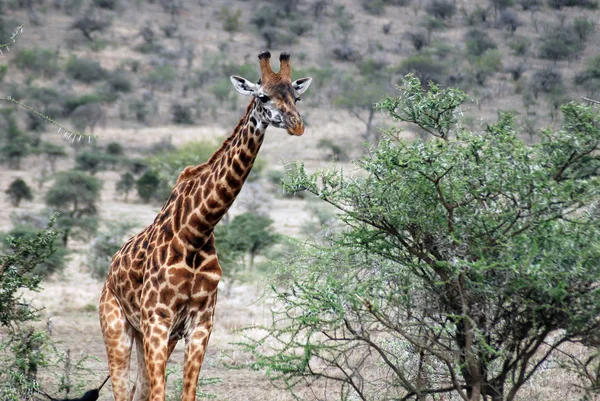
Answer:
[45, 170, 102, 246]
[244, 76, 600, 401]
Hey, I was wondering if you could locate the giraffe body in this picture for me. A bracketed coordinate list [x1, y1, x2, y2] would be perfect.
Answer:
[99, 51, 311, 401]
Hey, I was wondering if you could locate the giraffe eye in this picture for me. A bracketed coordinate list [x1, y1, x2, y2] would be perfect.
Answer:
[258, 94, 270, 103]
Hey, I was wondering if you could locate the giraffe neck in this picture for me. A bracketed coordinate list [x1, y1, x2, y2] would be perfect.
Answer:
[172, 98, 268, 250]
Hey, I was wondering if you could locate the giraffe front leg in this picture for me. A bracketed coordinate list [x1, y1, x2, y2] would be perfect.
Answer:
[99, 286, 134, 401]
[142, 318, 171, 401]
[181, 309, 216, 401]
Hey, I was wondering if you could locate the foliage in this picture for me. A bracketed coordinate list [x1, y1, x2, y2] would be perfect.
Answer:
[145, 140, 218, 185]
[471, 50, 503, 86]
[144, 64, 178, 93]
[498, 9, 521, 32]
[575, 55, 600, 94]
[87, 220, 136, 280]
[215, 211, 279, 287]
[425, 0, 457, 20]
[2, 223, 68, 278]
[465, 28, 497, 57]
[171, 102, 195, 124]
[69, 11, 111, 41]
[136, 169, 162, 203]
[244, 76, 600, 400]
[218, 6, 242, 34]
[529, 68, 564, 99]
[518, 0, 542, 8]
[547, 0, 598, 8]
[92, 0, 118, 10]
[538, 24, 585, 62]
[508, 35, 530, 56]
[361, 0, 386, 15]
[45, 170, 102, 245]
[65, 56, 107, 83]
[396, 55, 447, 88]
[105, 69, 133, 94]
[333, 72, 391, 141]
[0, 219, 58, 401]
[13, 47, 59, 77]
[0, 110, 31, 170]
[75, 150, 114, 175]
[116, 172, 135, 201]
[5, 178, 33, 207]
[39, 142, 67, 173]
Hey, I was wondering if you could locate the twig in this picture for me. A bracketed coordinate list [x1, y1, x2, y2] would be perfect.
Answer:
[0, 24, 23, 53]
[0, 96, 96, 143]
[582, 96, 600, 105]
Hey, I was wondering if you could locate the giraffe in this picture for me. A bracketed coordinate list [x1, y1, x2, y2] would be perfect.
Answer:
[99, 51, 312, 401]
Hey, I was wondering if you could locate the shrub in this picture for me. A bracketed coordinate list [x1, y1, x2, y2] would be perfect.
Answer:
[2, 223, 68, 278]
[538, 26, 584, 62]
[92, 0, 118, 10]
[361, 0, 386, 14]
[69, 12, 111, 41]
[404, 30, 428, 51]
[397, 54, 447, 87]
[508, 35, 530, 56]
[218, 6, 242, 34]
[472, 50, 503, 85]
[5, 179, 33, 207]
[425, 0, 457, 20]
[573, 17, 595, 41]
[136, 170, 161, 202]
[529, 68, 564, 98]
[116, 172, 135, 201]
[87, 221, 136, 280]
[464, 28, 497, 56]
[547, 0, 598, 8]
[65, 56, 107, 83]
[171, 103, 195, 125]
[498, 9, 521, 32]
[75, 151, 113, 175]
[144, 64, 177, 93]
[518, 0, 542, 8]
[0, 64, 7, 82]
[13, 47, 59, 77]
[106, 69, 132, 93]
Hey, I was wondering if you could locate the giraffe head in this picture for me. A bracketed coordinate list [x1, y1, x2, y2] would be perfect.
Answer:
[230, 51, 312, 136]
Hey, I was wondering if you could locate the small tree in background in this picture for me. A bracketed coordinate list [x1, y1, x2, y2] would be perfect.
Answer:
[39, 142, 67, 173]
[45, 170, 102, 246]
[116, 172, 135, 202]
[215, 211, 279, 292]
[5, 178, 33, 207]
[243, 76, 600, 401]
[87, 220, 136, 280]
[136, 169, 161, 203]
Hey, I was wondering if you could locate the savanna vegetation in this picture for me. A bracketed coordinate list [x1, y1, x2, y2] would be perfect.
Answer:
[0, 0, 599, 400]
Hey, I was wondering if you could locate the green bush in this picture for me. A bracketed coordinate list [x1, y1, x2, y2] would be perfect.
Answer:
[65, 56, 107, 83]
[508, 35, 530, 56]
[425, 0, 457, 19]
[538, 25, 585, 62]
[5, 179, 33, 207]
[171, 102, 195, 125]
[529, 68, 564, 98]
[464, 28, 497, 57]
[218, 6, 242, 34]
[136, 170, 161, 203]
[548, 0, 598, 8]
[92, 0, 118, 9]
[13, 47, 59, 77]
[361, 0, 386, 14]
[396, 54, 447, 87]
[2, 224, 68, 278]
[144, 64, 177, 92]
[106, 69, 132, 93]
[87, 221, 136, 280]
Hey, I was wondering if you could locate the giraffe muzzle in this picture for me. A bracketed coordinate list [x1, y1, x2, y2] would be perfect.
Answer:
[286, 115, 305, 136]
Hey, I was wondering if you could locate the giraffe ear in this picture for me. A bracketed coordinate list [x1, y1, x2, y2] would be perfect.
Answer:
[292, 77, 312, 95]
[230, 75, 258, 96]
